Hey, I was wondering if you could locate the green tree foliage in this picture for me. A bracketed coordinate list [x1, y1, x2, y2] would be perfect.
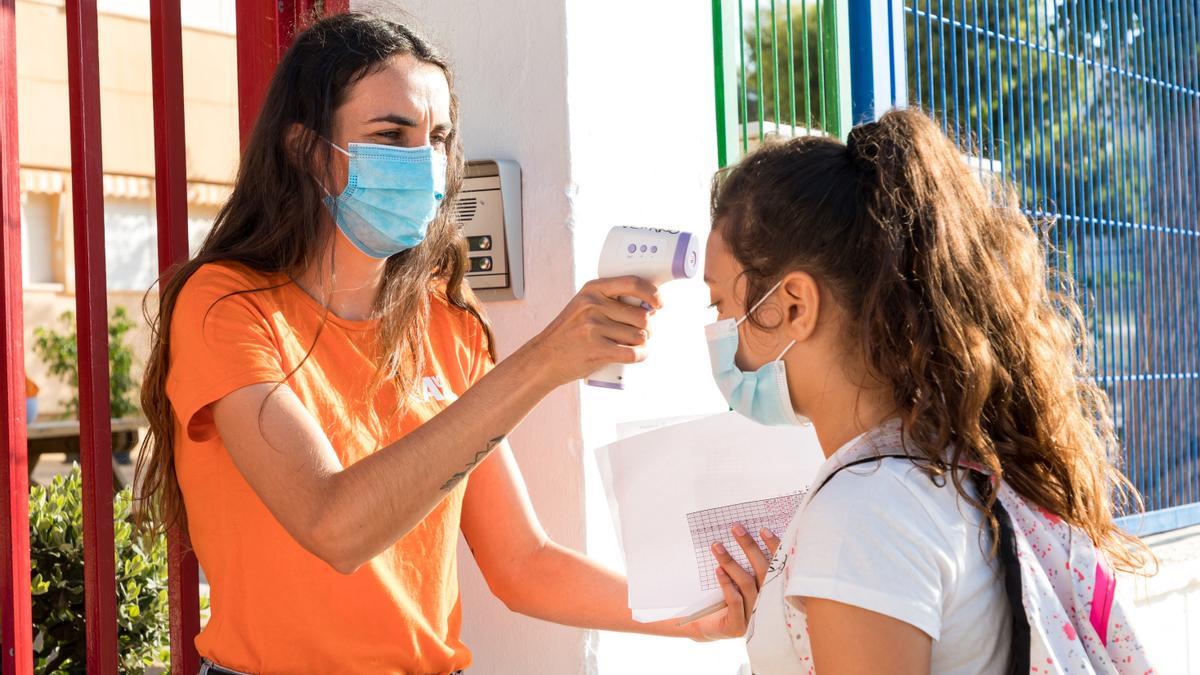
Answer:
[29, 467, 169, 673]
[31, 307, 139, 420]
[739, 1, 834, 133]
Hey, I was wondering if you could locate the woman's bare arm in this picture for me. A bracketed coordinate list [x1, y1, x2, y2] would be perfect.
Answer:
[210, 276, 659, 573]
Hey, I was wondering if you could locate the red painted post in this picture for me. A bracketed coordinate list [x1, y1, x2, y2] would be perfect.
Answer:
[150, 0, 201, 672]
[236, 0, 349, 144]
[235, 0, 288, 145]
[322, 0, 350, 17]
[0, 0, 34, 671]
[152, 0, 190, 270]
[64, 0, 119, 672]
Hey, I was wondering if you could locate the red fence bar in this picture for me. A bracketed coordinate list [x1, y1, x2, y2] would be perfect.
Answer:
[235, 0, 294, 144]
[151, 0, 190, 274]
[64, 0, 119, 672]
[0, 0, 33, 671]
[150, 0, 201, 671]
[235, 0, 350, 143]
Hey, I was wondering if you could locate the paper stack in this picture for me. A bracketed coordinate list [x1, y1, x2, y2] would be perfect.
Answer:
[595, 412, 825, 622]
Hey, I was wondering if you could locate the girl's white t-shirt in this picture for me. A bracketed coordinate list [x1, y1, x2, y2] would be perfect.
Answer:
[745, 427, 1012, 675]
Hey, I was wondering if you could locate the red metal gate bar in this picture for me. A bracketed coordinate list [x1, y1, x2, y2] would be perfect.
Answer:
[150, 0, 201, 671]
[64, 0, 119, 672]
[235, 0, 350, 143]
[235, 0, 292, 144]
[152, 0, 190, 272]
[0, 0, 33, 671]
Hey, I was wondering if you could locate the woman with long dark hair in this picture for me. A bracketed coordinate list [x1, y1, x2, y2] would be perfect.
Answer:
[136, 12, 760, 673]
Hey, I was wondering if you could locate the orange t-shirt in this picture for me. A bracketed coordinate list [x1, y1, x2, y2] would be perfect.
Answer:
[166, 262, 491, 674]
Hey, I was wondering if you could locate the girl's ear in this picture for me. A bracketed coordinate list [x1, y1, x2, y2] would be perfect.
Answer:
[781, 270, 821, 343]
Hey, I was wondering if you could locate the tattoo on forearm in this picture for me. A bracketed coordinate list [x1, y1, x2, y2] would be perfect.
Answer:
[440, 435, 507, 491]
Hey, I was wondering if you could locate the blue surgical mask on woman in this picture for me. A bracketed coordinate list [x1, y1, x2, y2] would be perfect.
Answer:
[705, 280, 809, 426]
[324, 141, 448, 258]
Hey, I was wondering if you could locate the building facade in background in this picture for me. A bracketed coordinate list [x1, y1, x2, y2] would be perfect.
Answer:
[17, 0, 237, 417]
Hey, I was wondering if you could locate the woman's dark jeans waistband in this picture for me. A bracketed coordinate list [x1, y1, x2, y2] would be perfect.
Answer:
[200, 659, 464, 674]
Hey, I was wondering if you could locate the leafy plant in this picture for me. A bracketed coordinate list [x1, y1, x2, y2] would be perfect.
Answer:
[30, 466, 170, 673]
[31, 307, 139, 419]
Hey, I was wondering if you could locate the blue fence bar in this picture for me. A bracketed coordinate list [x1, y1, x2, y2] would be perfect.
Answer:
[898, 1, 1200, 535]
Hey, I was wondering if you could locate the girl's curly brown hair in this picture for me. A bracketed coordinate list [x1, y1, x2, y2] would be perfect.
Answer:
[712, 108, 1149, 572]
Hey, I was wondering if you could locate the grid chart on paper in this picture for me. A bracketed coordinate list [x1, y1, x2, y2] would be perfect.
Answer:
[686, 491, 805, 592]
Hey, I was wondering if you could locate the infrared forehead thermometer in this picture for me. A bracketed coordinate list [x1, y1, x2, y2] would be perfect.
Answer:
[586, 226, 700, 390]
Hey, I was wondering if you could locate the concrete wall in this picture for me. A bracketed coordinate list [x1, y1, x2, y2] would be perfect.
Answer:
[1125, 526, 1200, 673]
[15, 0, 239, 182]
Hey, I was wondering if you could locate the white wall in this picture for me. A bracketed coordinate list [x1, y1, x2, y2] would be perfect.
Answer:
[564, 2, 749, 674]
[1124, 526, 1200, 673]
[357, 1, 747, 673]
[358, 1, 588, 673]
[20, 193, 55, 285]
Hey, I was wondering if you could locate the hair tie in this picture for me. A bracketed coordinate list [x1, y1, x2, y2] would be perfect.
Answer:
[846, 122, 880, 173]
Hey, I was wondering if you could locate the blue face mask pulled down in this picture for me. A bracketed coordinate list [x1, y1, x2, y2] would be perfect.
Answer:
[324, 141, 448, 258]
[705, 281, 809, 427]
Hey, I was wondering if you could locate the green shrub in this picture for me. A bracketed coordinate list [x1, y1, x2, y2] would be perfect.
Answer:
[31, 307, 139, 420]
[30, 466, 169, 673]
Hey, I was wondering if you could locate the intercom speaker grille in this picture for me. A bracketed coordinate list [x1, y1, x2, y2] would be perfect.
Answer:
[454, 197, 478, 223]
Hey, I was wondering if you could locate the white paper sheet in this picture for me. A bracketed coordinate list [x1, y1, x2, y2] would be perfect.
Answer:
[594, 411, 825, 622]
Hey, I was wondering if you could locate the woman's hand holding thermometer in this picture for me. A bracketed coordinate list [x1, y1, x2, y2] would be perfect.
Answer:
[585, 226, 700, 389]
[527, 275, 662, 386]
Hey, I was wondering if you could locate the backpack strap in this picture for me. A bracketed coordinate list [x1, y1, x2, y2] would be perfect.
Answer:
[809, 454, 914, 496]
[812, 455, 1031, 675]
[972, 472, 1031, 675]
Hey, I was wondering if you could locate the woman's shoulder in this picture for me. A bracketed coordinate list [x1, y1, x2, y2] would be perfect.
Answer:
[427, 286, 492, 381]
[172, 261, 287, 326]
[429, 286, 488, 334]
[801, 443, 985, 555]
[175, 261, 286, 308]
[184, 260, 280, 293]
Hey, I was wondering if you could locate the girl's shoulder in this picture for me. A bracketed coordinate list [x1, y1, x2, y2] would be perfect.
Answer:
[830, 422, 974, 505]
[801, 426, 983, 547]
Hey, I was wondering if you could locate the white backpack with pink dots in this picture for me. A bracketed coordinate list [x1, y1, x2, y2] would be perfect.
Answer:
[983, 472, 1154, 674]
[818, 452, 1155, 674]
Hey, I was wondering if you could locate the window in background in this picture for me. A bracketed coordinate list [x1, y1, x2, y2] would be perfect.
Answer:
[188, 205, 219, 258]
[20, 192, 57, 286]
[104, 197, 157, 292]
